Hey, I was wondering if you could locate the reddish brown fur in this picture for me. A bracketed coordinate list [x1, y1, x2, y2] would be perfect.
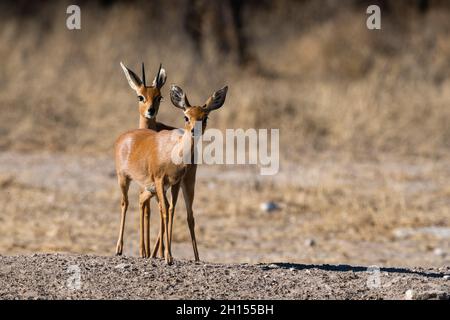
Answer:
[115, 107, 207, 264]
[115, 128, 194, 189]
[114, 84, 227, 264]
[135, 85, 173, 130]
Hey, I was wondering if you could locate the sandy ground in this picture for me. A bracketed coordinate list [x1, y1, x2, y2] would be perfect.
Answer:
[0, 151, 449, 266]
[0, 151, 449, 299]
[0, 254, 448, 300]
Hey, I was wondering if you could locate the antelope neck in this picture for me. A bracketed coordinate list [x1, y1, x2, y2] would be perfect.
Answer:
[139, 115, 157, 130]
[181, 127, 197, 163]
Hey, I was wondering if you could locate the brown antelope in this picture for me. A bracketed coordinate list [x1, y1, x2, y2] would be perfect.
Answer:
[114, 84, 228, 264]
[116, 62, 168, 258]
[118, 62, 203, 261]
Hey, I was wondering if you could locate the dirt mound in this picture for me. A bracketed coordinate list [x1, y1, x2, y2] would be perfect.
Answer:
[0, 254, 448, 299]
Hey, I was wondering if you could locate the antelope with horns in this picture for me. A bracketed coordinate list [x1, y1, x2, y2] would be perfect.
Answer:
[114, 84, 228, 263]
[118, 62, 204, 260]
[116, 62, 168, 258]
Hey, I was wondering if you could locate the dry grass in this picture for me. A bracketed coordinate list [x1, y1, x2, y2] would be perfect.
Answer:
[0, 1, 449, 158]
[0, 1, 449, 267]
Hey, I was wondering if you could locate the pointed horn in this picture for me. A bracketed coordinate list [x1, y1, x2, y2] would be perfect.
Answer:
[142, 62, 146, 87]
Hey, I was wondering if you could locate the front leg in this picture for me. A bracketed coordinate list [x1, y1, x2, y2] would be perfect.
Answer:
[151, 229, 164, 259]
[181, 165, 200, 261]
[144, 197, 152, 258]
[150, 194, 164, 259]
[151, 182, 181, 258]
[139, 190, 152, 258]
[155, 179, 173, 264]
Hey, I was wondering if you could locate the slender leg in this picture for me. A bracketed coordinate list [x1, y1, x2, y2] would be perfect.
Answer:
[143, 197, 152, 258]
[139, 190, 152, 258]
[150, 194, 164, 259]
[116, 175, 130, 256]
[157, 208, 165, 258]
[168, 183, 181, 247]
[150, 186, 165, 259]
[151, 224, 164, 258]
[181, 165, 200, 261]
[155, 179, 172, 264]
[151, 179, 185, 259]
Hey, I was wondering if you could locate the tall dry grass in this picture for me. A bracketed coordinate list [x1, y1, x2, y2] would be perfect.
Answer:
[0, 0, 449, 159]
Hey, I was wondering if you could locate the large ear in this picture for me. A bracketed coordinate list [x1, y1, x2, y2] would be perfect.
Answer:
[204, 86, 228, 111]
[170, 85, 191, 110]
[120, 62, 142, 91]
[152, 64, 167, 89]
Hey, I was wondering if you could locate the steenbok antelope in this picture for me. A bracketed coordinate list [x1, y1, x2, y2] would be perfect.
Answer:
[115, 84, 228, 264]
[119, 62, 207, 261]
[116, 62, 169, 258]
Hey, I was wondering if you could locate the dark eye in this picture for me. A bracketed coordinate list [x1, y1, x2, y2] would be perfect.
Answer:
[138, 96, 144, 102]
[184, 116, 189, 122]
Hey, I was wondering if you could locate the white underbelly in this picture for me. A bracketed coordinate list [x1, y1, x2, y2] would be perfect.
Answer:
[145, 183, 170, 194]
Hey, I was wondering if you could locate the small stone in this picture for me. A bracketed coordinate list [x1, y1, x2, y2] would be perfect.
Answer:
[114, 263, 131, 269]
[443, 275, 450, 280]
[393, 228, 412, 239]
[289, 267, 296, 272]
[207, 182, 216, 189]
[414, 290, 449, 300]
[433, 248, 445, 257]
[260, 202, 279, 213]
[304, 238, 316, 247]
[405, 289, 415, 300]
[268, 264, 279, 269]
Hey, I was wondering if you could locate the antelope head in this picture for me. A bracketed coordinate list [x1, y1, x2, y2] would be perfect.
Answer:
[120, 62, 167, 120]
[170, 85, 228, 136]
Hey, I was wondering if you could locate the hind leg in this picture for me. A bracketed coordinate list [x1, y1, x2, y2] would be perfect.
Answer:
[168, 182, 181, 248]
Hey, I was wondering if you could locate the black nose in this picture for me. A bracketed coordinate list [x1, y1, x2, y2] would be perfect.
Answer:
[148, 108, 155, 116]
[191, 129, 195, 135]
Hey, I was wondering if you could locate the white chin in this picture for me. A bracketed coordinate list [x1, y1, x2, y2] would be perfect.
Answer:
[145, 114, 154, 119]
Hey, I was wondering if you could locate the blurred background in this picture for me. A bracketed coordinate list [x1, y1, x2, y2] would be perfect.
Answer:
[0, 0, 449, 267]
